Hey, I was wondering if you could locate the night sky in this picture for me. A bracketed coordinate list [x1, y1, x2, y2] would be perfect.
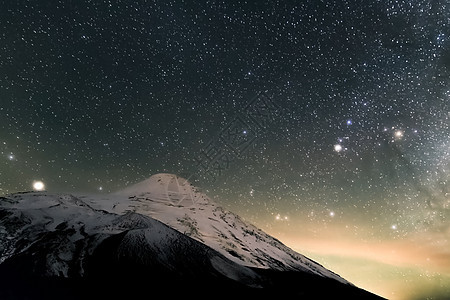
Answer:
[1, 1, 449, 299]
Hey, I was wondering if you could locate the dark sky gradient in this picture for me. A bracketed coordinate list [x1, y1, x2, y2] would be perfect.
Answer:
[1, 1, 449, 298]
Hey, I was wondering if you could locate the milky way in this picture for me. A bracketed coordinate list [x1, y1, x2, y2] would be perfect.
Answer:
[0, 1, 449, 299]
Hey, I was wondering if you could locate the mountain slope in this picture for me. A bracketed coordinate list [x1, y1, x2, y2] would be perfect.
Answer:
[0, 175, 385, 299]
[98, 173, 348, 282]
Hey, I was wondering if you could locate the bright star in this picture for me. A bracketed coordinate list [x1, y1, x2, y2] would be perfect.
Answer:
[346, 120, 352, 125]
[33, 181, 45, 191]
[394, 130, 403, 139]
[329, 211, 335, 217]
[274, 213, 289, 221]
[334, 144, 343, 152]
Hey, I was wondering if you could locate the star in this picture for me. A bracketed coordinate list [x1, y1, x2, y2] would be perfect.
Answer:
[394, 130, 404, 139]
[274, 213, 289, 221]
[33, 181, 45, 191]
[334, 144, 343, 152]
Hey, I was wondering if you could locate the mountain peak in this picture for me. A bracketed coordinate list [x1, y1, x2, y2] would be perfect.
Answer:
[115, 173, 208, 207]
[104, 174, 350, 284]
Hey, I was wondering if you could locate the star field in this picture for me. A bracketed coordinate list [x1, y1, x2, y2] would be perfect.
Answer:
[0, 1, 449, 299]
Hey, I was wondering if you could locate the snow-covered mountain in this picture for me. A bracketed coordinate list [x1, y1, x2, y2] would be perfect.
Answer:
[100, 173, 347, 282]
[0, 174, 384, 299]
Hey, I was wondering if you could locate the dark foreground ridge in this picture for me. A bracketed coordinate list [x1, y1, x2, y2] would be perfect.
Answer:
[0, 220, 383, 300]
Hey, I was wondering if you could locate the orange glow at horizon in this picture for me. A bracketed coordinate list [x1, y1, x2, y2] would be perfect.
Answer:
[263, 222, 450, 300]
